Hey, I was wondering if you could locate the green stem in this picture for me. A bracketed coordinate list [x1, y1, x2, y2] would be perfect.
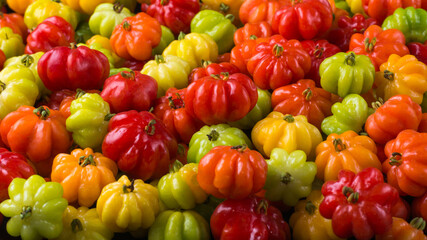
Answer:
[122, 179, 135, 193]
[305, 201, 316, 215]
[33, 106, 50, 120]
[155, 55, 165, 64]
[410, 218, 426, 231]
[333, 138, 346, 152]
[145, 119, 156, 135]
[21, 55, 34, 67]
[206, 129, 219, 141]
[283, 114, 295, 123]
[71, 219, 83, 233]
[20, 206, 32, 219]
[345, 52, 356, 66]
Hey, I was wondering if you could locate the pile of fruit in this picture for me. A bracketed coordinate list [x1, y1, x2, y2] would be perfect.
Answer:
[0, 0, 426, 239]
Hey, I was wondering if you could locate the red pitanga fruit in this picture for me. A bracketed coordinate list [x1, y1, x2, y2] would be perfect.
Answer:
[25, 16, 75, 54]
[102, 110, 178, 181]
[153, 88, 204, 144]
[319, 167, 400, 240]
[146, 0, 200, 35]
[210, 197, 291, 240]
[101, 71, 158, 113]
[185, 72, 258, 125]
[272, 0, 333, 40]
[37, 45, 110, 91]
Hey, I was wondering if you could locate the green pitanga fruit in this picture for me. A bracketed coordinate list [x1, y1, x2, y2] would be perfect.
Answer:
[382, 7, 427, 43]
[148, 210, 210, 240]
[321, 93, 369, 135]
[264, 148, 317, 206]
[320, 52, 375, 98]
[0, 175, 68, 240]
[66, 92, 113, 150]
[191, 9, 236, 54]
[187, 123, 253, 164]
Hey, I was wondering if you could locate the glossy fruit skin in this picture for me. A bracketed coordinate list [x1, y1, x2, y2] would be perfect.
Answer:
[264, 148, 317, 206]
[376, 217, 427, 240]
[300, 40, 341, 85]
[230, 37, 267, 75]
[5, 52, 50, 99]
[319, 52, 375, 98]
[88, 3, 133, 38]
[272, 79, 336, 129]
[327, 14, 377, 51]
[210, 197, 291, 240]
[382, 129, 427, 197]
[102, 111, 178, 181]
[148, 210, 210, 240]
[200, 0, 245, 25]
[233, 21, 272, 45]
[66, 93, 111, 150]
[141, 55, 191, 97]
[146, 0, 200, 35]
[25, 16, 75, 54]
[38, 45, 110, 91]
[375, 54, 427, 105]
[272, 0, 333, 40]
[110, 12, 162, 61]
[56, 206, 114, 240]
[0, 106, 72, 177]
[51, 148, 118, 207]
[0, 148, 35, 203]
[24, 0, 79, 30]
[158, 161, 208, 210]
[162, 32, 218, 70]
[187, 123, 253, 164]
[49, 89, 100, 119]
[0, 27, 25, 59]
[349, 25, 409, 70]
[0, 57, 40, 118]
[0, 13, 28, 39]
[315, 130, 381, 181]
[253, 112, 322, 160]
[191, 10, 237, 54]
[364, 0, 422, 23]
[239, 0, 289, 25]
[365, 95, 423, 145]
[319, 168, 400, 240]
[101, 71, 158, 113]
[185, 72, 258, 125]
[153, 88, 204, 144]
[0, 175, 68, 240]
[96, 175, 160, 232]
[382, 7, 427, 43]
[247, 35, 312, 90]
[197, 145, 267, 200]
[321, 94, 370, 135]
[408, 40, 427, 65]
[188, 61, 240, 84]
[289, 190, 343, 240]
